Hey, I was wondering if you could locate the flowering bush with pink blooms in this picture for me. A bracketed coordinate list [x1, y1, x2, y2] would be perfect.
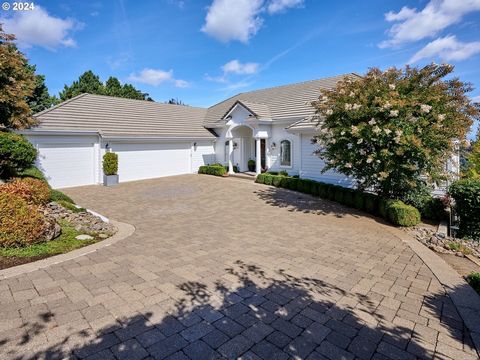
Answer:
[312, 64, 480, 200]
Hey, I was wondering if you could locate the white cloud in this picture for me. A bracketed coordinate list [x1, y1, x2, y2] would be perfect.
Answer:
[201, 0, 304, 43]
[267, 0, 303, 14]
[128, 68, 189, 88]
[471, 95, 480, 103]
[409, 35, 480, 63]
[201, 0, 264, 43]
[221, 59, 259, 74]
[380, 0, 480, 48]
[1, 5, 81, 50]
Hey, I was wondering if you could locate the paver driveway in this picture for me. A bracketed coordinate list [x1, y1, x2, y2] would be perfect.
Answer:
[0, 175, 478, 360]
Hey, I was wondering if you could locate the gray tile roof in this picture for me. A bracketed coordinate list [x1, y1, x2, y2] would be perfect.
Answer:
[204, 73, 360, 128]
[32, 94, 214, 139]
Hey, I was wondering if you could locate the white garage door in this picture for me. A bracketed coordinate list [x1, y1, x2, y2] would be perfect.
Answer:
[112, 142, 191, 182]
[36, 143, 95, 189]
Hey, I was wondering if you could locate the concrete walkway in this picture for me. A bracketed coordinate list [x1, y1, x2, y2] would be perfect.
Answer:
[0, 175, 478, 359]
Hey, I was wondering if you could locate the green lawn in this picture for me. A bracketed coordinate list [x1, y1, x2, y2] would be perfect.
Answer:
[0, 220, 97, 258]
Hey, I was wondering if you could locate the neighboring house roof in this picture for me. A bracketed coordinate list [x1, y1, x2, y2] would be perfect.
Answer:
[31, 93, 214, 139]
[204, 73, 360, 128]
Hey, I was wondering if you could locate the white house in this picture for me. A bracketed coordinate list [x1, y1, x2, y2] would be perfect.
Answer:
[19, 73, 458, 190]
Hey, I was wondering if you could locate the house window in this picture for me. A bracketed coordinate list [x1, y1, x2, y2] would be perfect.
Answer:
[280, 140, 292, 167]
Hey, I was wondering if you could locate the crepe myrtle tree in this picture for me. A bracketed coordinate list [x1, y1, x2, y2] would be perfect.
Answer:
[311, 64, 480, 200]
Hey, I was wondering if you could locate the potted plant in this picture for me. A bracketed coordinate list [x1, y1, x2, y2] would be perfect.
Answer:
[248, 159, 255, 172]
[103, 152, 119, 186]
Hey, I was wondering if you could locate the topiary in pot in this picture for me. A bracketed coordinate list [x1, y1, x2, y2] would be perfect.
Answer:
[103, 152, 119, 186]
[248, 159, 256, 172]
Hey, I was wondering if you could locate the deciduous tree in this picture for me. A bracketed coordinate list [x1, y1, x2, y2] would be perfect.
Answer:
[0, 25, 36, 129]
[312, 64, 480, 200]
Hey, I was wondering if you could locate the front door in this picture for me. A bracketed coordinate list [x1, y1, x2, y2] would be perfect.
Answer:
[261, 139, 266, 170]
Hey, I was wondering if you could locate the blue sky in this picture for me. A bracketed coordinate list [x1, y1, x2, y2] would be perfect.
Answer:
[1, 0, 480, 136]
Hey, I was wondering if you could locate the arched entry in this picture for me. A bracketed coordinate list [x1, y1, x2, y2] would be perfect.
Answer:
[229, 125, 254, 172]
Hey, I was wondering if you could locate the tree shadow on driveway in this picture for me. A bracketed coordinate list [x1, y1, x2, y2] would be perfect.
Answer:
[3, 261, 478, 359]
[254, 186, 360, 218]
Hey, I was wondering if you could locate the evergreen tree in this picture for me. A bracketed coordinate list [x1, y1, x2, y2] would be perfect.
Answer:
[59, 70, 105, 100]
[26, 65, 57, 114]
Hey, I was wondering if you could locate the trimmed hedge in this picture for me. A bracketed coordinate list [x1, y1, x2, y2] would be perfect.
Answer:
[198, 165, 227, 176]
[256, 174, 420, 227]
[449, 179, 480, 239]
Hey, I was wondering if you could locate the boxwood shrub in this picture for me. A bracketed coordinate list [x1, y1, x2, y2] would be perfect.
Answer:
[387, 200, 421, 227]
[103, 152, 118, 176]
[254, 173, 420, 227]
[449, 179, 480, 239]
[198, 165, 226, 176]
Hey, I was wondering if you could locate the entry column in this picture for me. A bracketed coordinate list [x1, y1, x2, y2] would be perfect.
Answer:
[255, 138, 261, 175]
[228, 139, 234, 174]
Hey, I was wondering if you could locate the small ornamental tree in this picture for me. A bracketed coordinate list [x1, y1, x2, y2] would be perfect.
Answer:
[311, 64, 480, 200]
[0, 25, 36, 129]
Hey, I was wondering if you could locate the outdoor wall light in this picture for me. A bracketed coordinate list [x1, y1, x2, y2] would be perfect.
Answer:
[193, 142, 197, 151]
[271, 142, 276, 150]
[233, 142, 238, 149]
[105, 143, 110, 150]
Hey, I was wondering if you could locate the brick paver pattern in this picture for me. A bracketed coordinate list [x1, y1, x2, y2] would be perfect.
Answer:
[0, 175, 478, 359]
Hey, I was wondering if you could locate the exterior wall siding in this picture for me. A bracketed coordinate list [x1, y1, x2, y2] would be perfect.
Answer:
[299, 133, 356, 187]
[191, 141, 216, 171]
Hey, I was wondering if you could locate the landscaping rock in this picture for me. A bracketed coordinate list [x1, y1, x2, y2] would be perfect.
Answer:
[45, 202, 117, 238]
[406, 225, 480, 259]
[76, 234, 94, 241]
[44, 221, 62, 241]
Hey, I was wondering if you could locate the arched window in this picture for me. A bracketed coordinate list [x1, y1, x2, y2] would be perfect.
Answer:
[280, 140, 292, 167]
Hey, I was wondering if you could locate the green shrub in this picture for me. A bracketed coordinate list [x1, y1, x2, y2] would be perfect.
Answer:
[466, 272, 480, 294]
[264, 174, 274, 185]
[50, 189, 74, 204]
[0, 193, 48, 247]
[18, 166, 46, 182]
[255, 173, 266, 184]
[449, 179, 480, 239]
[353, 191, 365, 210]
[267, 171, 278, 175]
[279, 170, 289, 177]
[58, 200, 85, 213]
[248, 159, 255, 170]
[364, 193, 378, 214]
[378, 198, 392, 219]
[387, 200, 421, 226]
[317, 183, 327, 198]
[0, 177, 51, 205]
[286, 177, 299, 191]
[103, 152, 118, 176]
[0, 132, 37, 179]
[421, 197, 448, 221]
[198, 165, 226, 176]
[334, 186, 344, 203]
[343, 189, 355, 207]
[272, 175, 283, 187]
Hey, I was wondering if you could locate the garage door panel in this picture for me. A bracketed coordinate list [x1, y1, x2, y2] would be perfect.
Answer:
[36, 143, 95, 189]
[112, 142, 191, 182]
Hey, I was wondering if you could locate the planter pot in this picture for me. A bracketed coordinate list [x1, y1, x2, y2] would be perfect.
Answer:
[103, 174, 119, 186]
[248, 164, 255, 172]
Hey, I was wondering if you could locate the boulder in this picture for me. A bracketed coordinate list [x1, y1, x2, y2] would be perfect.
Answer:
[76, 234, 94, 241]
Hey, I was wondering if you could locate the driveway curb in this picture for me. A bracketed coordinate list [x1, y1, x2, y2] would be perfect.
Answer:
[385, 226, 480, 355]
[0, 220, 135, 280]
